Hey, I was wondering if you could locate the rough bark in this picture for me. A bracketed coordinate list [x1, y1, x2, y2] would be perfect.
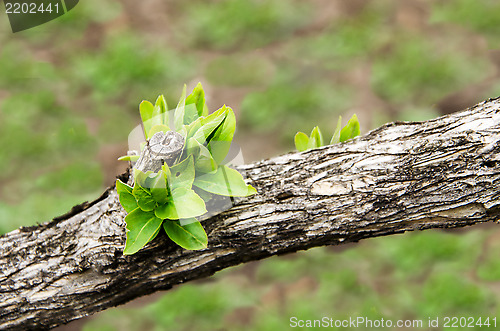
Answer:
[1, 97, 500, 330]
[133, 130, 185, 173]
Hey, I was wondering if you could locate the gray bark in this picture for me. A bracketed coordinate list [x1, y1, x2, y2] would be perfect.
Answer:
[1, 97, 500, 330]
[133, 130, 185, 173]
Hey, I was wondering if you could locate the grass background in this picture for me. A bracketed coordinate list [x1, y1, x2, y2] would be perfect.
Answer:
[0, 0, 500, 330]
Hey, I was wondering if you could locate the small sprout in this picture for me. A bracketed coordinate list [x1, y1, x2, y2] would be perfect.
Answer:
[295, 114, 361, 152]
[330, 116, 342, 145]
[117, 155, 140, 162]
[294, 132, 309, 152]
[308, 126, 324, 150]
[339, 114, 360, 142]
[117, 83, 256, 255]
[139, 100, 155, 139]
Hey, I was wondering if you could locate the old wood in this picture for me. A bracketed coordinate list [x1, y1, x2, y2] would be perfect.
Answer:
[1, 97, 500, 330]
[133, 130, 185, 173]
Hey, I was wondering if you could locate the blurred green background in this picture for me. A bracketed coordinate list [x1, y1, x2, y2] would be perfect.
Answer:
[1, 0, 500, 330]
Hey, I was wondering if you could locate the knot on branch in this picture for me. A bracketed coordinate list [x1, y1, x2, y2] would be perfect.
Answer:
[134, 131, 184, 173]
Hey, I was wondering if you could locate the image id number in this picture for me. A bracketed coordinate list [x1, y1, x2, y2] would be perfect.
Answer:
[5, 2, 60, 14]
[443, 317, 497, 328]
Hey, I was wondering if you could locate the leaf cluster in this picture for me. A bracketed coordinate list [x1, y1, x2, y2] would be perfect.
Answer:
[294, 114, 361, 152]
[117, 83, 256, 254]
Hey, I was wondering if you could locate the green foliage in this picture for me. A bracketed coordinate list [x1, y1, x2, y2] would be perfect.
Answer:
[82, 279, 251, 331]
[476, 240, 500, 281]
[116, 180, 138, 213]
[420, 273, 490, 316]
[117, 155, 139, 162]
[185, 83, 209, 117]
[71, 35, 194, 102]
[178, 0, 310, 50]
[139, 94, 171, 140]
[0, 45, 58, 90]
[286, 8, 386, 69]
[123, 208, 163, 255]
[294, 114, 360, 152]
[339, 114, 361, 143]
[154, 187, 207, 220]
[193, 166, 257, 197]
[205, 54, 274, 87]
[371, 36, 491, 105]
[34, 162, 103, 194]
[117, 84, 256, 254]
[430, 0, 500, 46]
[83, 229, 496, 331]
[241, 70, 353, 133]
[293, 132, 309, 152]
[163, 220, 208, 251]
[0, 91, 102, 231]
[378, 231, 484, 276]
[330, 115, 342, 144]
[2, 1, 499, 327]
[478, 259, 500, 281]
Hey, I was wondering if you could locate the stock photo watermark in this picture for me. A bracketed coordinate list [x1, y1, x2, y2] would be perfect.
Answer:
[2, 0, 79, 32]
[290, 316, 498, 329]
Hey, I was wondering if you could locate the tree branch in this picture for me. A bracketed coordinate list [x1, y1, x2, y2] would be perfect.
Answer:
[1, 97, 500, 330]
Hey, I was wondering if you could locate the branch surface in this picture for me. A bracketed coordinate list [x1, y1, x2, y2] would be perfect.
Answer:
[1, 97, 500, 330]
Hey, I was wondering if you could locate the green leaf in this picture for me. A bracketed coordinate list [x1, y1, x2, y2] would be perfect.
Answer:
[163, 220, 208, 250]
[185, 136, 201, 158]
[184, 103, 199, 125]
[169, 155, 195, 190]
[208, 106, 236, 164]
[340, 114, 361, 142]
[132, 183, 156, 212]
[185, 117, 203, 140]
[330, 116, 342, 145]
[294, 132, 309, 151]
[193, 165, 256, 197]
[177, 125, 188, 138]
[194, 186, 213, 202]
[187, 137, 217, 173]
[155, 94, 169, 125]
[155, 187, 207, 220]
[185, 82, 209, 117]
[162, 163, 172, 180]
[133, 169, 156, 188]
[123, 208, 163, 255]
[117, 155, 140, 162]
[116, 179, 138, 213]
[197, 143, 218, 173]
[308, 126, 324, 149]
[140, 100, 155, 139]
[174, 84, 187, 131]
[151, 105, 163, 128]
[192, 110, 226, 145]
[148, 124, 170, 138]
[179, 217, 200, 226]
[150, 170, 169, 204]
